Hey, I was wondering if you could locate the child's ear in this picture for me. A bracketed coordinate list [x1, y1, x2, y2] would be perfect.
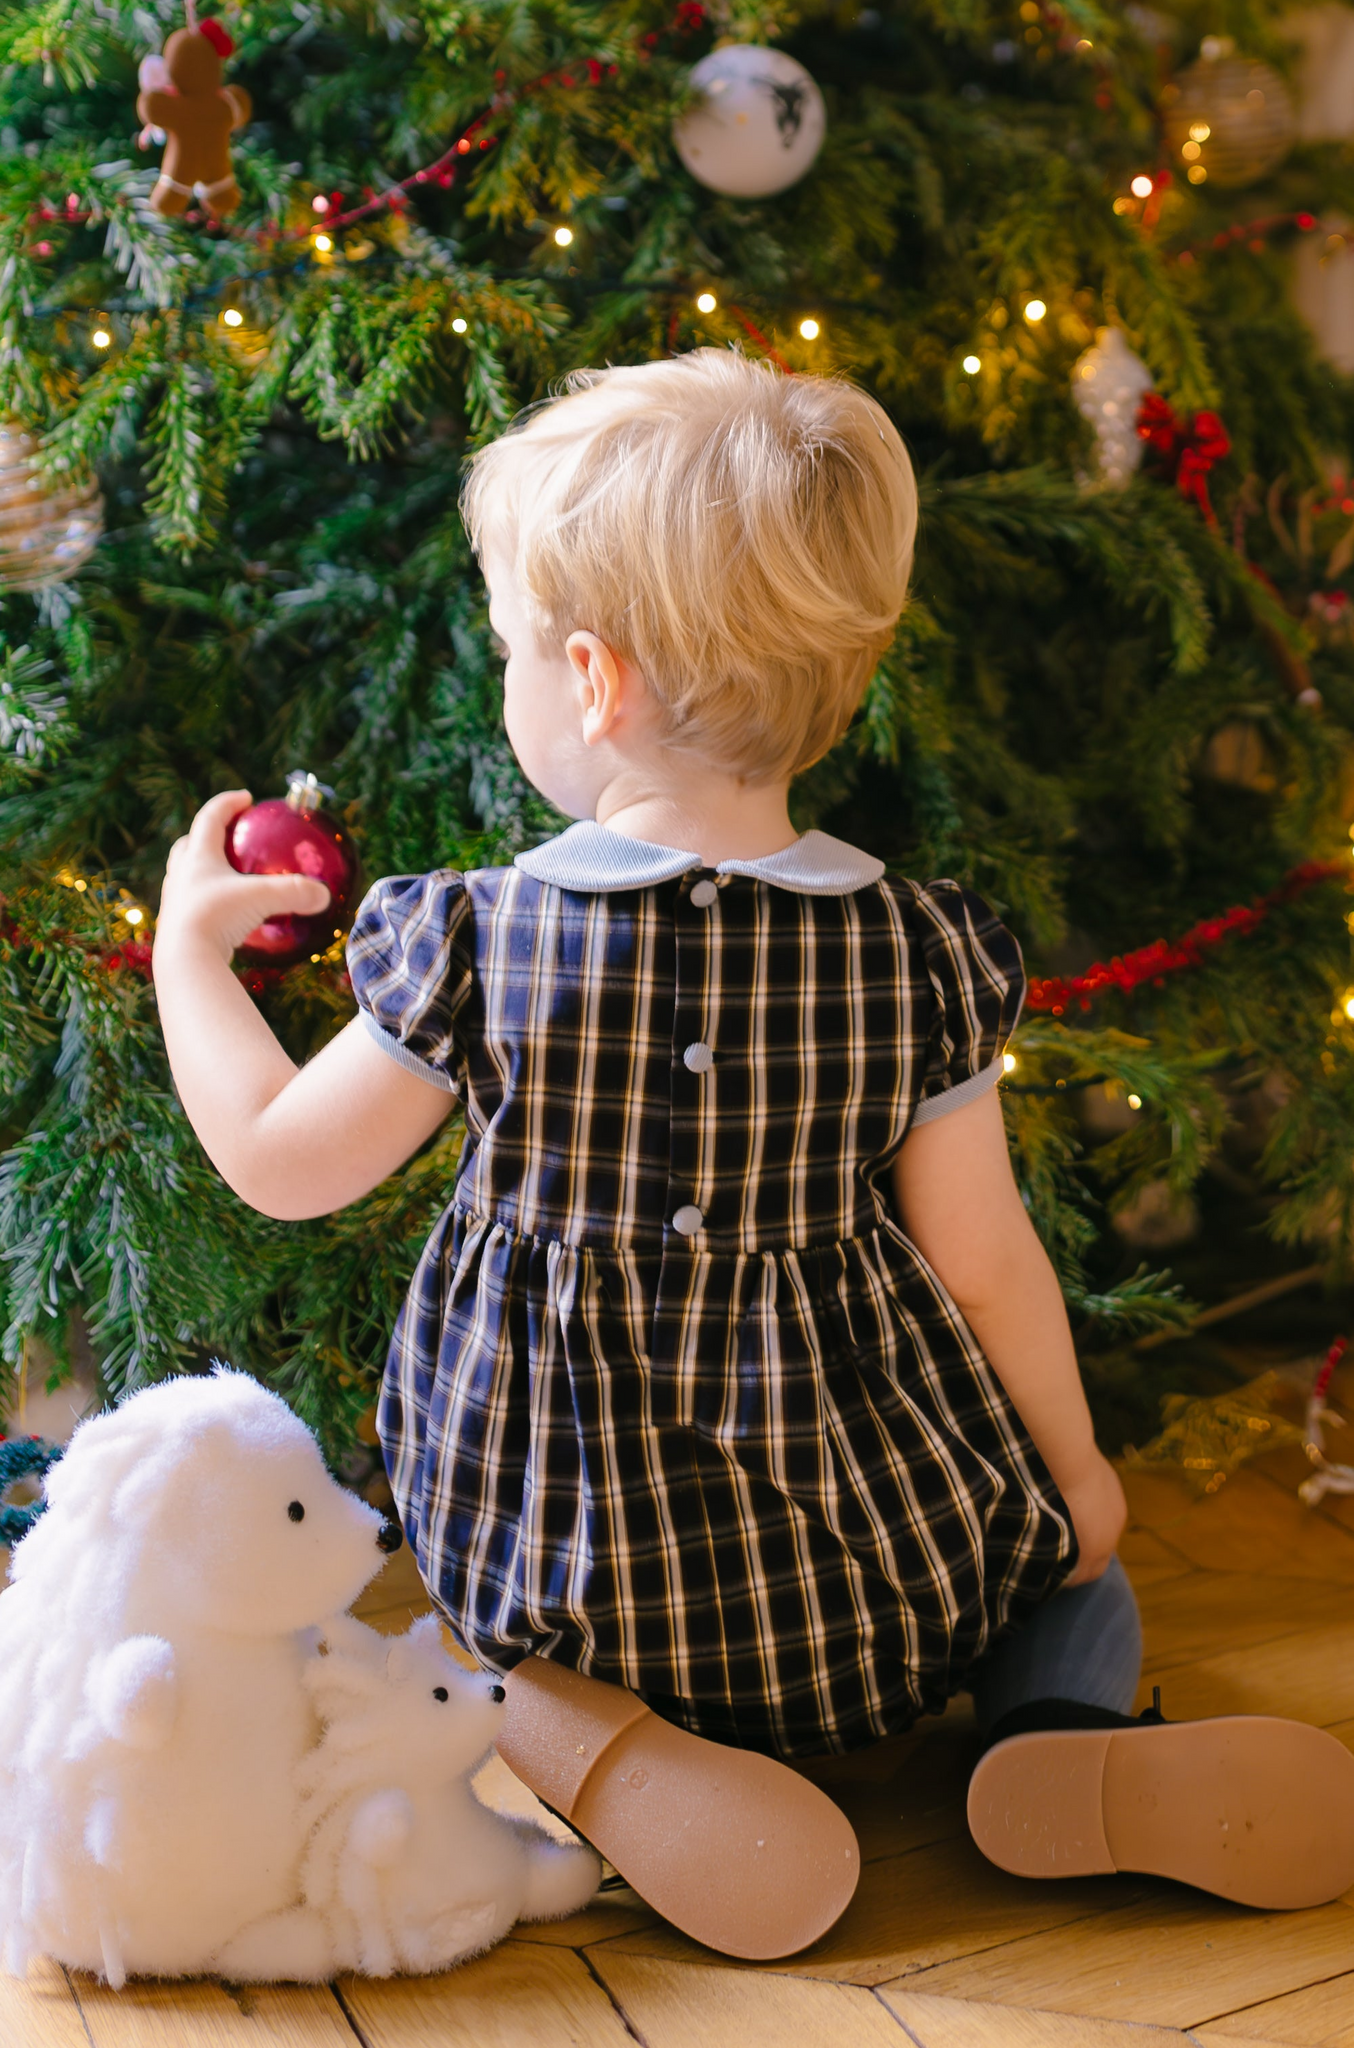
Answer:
[565, 631, 626, 745]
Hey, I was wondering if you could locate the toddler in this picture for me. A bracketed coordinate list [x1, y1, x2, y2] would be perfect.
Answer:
[154, 349, 1354, 1958]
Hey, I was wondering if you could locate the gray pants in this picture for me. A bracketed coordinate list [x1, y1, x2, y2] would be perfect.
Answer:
[967, 1555, 1143, 1739]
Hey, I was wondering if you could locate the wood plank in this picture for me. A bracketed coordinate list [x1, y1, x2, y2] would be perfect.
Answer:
[1194, 1970, 1354, 2044]
[585, 1831, 1143, 1986]
[1118, 1524, 1195, 1589]
[350, 1547, 433, 1632]
[340, 1940, 634, 2047]
[1117, 1470, 1354, 1583]
[70, 1976, 353, 2047]
[792, 1717, 973, 1863]
[1135, 1619, 1354, 1727]
[0, 1959, 94, 2047]
[892, 1893, 1354, 2028]
[1135, 1574, 1352, 1676]
[589, 1952, 910, 2046]
[878, 1987, 1199, 2046]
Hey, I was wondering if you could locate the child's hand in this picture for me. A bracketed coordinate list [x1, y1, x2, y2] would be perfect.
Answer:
[155, 790, 332, 965]
[1057, 1451, 1127, 1587]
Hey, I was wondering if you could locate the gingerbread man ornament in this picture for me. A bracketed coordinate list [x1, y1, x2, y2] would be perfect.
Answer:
[137, 17, 251, 218]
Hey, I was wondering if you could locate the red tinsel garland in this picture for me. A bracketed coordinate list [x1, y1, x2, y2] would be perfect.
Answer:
[1026, 859, 1345, 1015]
[1136, 393, 1231, 527]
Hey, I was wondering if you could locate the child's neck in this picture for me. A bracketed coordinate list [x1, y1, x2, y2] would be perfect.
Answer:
[594, 773, 796, 867]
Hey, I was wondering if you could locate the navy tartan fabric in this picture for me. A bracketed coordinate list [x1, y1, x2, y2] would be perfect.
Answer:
[349, 828, 1075, 1759]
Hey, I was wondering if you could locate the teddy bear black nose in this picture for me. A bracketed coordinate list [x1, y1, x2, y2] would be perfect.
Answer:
[432, 1686, 449, 1702]
[287, 1500, 305, 1522]
[376, 1516, 403, 1554]
[489, 1684, 506, 1704]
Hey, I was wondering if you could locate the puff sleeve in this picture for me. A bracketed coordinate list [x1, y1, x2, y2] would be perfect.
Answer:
[345, 872, 475, 1093]
[907, 880, 1025, 1127]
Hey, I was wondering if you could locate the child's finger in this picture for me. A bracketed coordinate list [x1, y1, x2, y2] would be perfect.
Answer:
[188, 789, 253, 852]
[233, 872, 332, 919]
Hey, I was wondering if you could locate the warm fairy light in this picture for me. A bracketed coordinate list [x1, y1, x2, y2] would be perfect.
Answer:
[1075, 37, 1092, 51]
[696, 292, 717, 313]
[1187, 165, 1207, 185]
[553, 226, 574, 247]
[1189, 122, 1211, 142]
[1131, 175, 1153, 198]
[1127, 1093, 1143, 1109]
[798, 318, 820, 340]
[1002, 1052, 1018, 1074]
[123, 907, 145, 927]
[74, 878, 88, 892]
[312, 195, 330, 213]
[91, 326, 112, 349]
[451, 316, 468, 333]
[962, 354, 981, 374]
[313, 233, 333, 252]
[1024, 299, 1047, 322]
[1112, 197, 1131, 215]
[221, 307, 243, 328]
[1181, 141, 1202, 163]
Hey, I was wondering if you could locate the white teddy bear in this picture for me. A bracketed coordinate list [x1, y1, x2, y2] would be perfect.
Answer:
[216, 1614, 601, 1980]
[0, 1369, 395, 1986]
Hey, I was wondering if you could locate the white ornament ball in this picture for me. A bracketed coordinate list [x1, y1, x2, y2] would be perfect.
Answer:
[1071, 328, 1154, 487]
[674, 45, 826, 199]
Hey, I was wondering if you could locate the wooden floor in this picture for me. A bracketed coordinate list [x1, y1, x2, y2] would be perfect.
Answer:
[10, 1399, 1354, 2046]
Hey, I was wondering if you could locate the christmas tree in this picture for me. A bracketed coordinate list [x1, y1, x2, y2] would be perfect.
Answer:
[3, 0, 1354, 1459]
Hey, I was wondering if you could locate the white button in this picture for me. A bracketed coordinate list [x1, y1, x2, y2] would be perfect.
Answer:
[683, 1042, 714, 1073]
[689, 879, 718, 907]
[672, 1204, 704, 1235]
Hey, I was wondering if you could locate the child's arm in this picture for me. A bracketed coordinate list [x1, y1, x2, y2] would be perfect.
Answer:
[891, 1087, 1126, 1586]
[152, 791, 451, 1220]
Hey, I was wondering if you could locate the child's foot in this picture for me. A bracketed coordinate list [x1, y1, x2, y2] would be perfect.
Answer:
[496, 1656, 860, 1959]
[967, 1690, 1354, 1908]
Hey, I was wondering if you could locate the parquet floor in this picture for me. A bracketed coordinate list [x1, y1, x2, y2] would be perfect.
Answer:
[9, 1394, 1354, 2046]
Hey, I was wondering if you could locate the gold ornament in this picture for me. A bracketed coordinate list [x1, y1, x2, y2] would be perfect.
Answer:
[1162, 51, 1295, 189]
[1125, 1371, 1305, 1495]
[0, 422, 102, 594]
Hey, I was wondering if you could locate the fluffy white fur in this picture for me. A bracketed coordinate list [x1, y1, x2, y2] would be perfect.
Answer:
[216, 1614, 600, 1980]
[0, 1369, 390, 1985]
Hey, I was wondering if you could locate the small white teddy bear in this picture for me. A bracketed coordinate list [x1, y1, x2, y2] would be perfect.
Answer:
[217, 1613, 601, 1980]
[0, 1369, 394, 1985]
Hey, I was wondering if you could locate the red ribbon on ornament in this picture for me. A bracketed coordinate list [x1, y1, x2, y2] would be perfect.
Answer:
[1136, 393, 1231, 527]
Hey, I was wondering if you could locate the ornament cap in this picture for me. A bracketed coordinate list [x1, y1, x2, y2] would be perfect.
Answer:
[285, 770, 335, 816]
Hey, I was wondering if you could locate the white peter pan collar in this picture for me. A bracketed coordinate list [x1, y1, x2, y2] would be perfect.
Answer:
[514, 820, 885, 896]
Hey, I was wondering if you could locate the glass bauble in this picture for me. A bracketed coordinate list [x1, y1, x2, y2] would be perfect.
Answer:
[0, 422, 102, 593]
[673, 46, 826, 198]
[1162, 51, 1295, 188]
[225, 772, 359, 969]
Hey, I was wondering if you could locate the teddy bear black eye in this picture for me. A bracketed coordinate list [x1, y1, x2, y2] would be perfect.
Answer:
[432, 1686, 449, 1702]
[288, 1501, 305, 1522]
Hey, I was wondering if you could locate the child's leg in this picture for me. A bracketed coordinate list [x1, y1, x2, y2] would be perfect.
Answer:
[966, 1559, 1354, 1908]
[967, 1555, 1142, 1737]
[497, 1655, 859, 1960]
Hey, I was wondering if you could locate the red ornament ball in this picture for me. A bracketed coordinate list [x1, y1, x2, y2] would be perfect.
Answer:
[225, 772, 359, 969]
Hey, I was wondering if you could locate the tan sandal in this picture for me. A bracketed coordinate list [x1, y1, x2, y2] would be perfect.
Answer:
[496, 1656, 860, 1958]
[967, 1689, 1354, 1909]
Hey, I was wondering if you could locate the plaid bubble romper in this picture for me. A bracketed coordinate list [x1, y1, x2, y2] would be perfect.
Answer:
[347, 822, 1075, 1760]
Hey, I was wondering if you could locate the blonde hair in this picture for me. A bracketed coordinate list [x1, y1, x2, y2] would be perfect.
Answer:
[460, 349, 917, 782]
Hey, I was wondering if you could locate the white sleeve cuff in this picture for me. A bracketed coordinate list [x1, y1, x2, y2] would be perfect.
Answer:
[910, 1058, 1004, 1128]
[359, 1008, 460, 1093]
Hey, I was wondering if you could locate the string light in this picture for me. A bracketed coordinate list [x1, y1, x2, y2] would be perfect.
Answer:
[313, 233, 333, 253]
[553, 226, 574, 247]
[451, 316, 468, 333]
[696, 291, 717, 313]
[1344, 993, 1354, 1020]
[123, 907, 145, 927]
[798, 317, 820, 340]
[1188, 165, 1207, 184]
[91, 325, 112, 349]
[1131, 174, 1153, 198]
[962, 354, 981, 374]
[1127, 1093, 1143, 1109]
[221, 307, 243, 328]
[1002, 1052, 1018, 1073]
[1024, 299, 1047, 323]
